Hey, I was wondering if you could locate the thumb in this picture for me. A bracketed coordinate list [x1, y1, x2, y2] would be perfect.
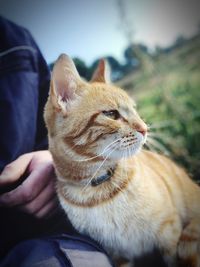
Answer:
[0, 153, 33, 186]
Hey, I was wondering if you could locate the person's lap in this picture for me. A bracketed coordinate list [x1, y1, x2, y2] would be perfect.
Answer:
[0, 233, 114, 267]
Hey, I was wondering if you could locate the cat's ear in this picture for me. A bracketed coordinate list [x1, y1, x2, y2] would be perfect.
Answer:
[50, 54, 82, 112]
[91, 59, 111, 83]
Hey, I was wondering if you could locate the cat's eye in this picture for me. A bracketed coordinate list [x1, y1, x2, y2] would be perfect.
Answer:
[102, 110, 120, 120]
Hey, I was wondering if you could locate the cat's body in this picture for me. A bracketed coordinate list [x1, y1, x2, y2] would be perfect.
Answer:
[56, 149, 199, 266]
[44, 54, 200, 267]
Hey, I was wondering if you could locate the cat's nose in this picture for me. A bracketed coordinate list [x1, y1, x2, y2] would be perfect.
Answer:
[133, 122, 148, 136]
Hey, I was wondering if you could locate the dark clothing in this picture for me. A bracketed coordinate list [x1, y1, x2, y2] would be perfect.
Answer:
[0, 15, 52, 257]
[0, 234, 113, 267]
[0, 17, 115, 267]
[0, 16, 50, 173]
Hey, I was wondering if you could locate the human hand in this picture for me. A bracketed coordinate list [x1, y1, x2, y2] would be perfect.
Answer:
[0, 151, 58, 218]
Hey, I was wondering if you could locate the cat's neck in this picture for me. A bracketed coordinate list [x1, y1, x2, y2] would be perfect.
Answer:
[53, 153, 117, 186]
[56, 156, 137, 208]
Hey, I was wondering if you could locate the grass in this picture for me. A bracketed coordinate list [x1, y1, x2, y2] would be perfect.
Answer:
[117, 34, 200, 181]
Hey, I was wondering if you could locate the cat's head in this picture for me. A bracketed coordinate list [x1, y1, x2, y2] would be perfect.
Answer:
[44, 54, 147, 163]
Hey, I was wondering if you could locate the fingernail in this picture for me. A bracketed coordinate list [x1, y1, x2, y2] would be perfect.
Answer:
[0, 173, 8, 179]
[0, 167, 11, 181]
[0, 165, 12, 177]
[0, 174, 9, 184]
[0, 168, 9, 177]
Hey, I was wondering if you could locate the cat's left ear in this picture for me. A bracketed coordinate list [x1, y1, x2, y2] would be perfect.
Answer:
[50, 54, 83, 112]
[91, 59, 111, 83]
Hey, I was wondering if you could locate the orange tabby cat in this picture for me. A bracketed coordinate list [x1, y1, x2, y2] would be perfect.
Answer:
[44, 54, 200, 267]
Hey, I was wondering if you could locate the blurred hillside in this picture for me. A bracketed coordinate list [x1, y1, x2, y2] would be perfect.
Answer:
[117, 34, 200, 181]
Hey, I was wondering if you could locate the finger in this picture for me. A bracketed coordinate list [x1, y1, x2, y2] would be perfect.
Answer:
[19, 178, 56, 215]
[0, 153, 33, 185]
[0, 163, 55, 206]
[35, 196, 59, 219]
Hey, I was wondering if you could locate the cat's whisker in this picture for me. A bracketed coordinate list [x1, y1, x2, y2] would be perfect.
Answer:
[144, 142, 155, 152]
[126, 145, 130, 158]
[148, 132, 167, 139]
[147, 137, 170, 155]
[125, 143, 130, 158]
[69, 136, 121, 161]
[75, 137, 122, 162]
[148, 132, 175, 148]
[148, 132, 161, 137]
[70, 138, 84, 150]
[82, 145, 118, 191]
[110, 178, 123, 193]
[127, 147, 132, 158]
[119, 145, 126, 187]
[82, 143, 119, 191]
[148, 120, 175, 130]
[128, 144, 132, 159]
[109, 163, 127, 194]
[124, 150, 129, 188]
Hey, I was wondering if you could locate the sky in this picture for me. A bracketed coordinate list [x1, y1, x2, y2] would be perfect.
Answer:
[0, 0, 200, 65]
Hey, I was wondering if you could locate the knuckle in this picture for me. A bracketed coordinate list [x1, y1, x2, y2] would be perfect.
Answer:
[21, 189, 34, 202]
[42, 162, 54, 172]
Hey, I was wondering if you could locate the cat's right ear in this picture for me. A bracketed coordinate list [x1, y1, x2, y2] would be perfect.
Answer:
[50, 54, 82, 112]
[91, 59, 111, 83]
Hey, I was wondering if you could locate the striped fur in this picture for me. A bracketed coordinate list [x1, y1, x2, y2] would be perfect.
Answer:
[44, 54, 200, 267]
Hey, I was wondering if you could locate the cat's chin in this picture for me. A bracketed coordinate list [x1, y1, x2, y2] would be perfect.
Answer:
[108, 144, 143, 160]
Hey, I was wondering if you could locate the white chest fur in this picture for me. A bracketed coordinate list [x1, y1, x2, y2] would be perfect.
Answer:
[58, 189, 157, 260]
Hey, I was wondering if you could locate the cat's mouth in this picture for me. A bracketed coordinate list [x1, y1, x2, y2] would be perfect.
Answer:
[120, 132, 145, 148]
[120, 135, 143, 156]
[105, 132, 145, 160]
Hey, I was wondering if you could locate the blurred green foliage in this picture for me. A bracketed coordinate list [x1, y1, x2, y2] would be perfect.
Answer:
[119, 34, 200, 181]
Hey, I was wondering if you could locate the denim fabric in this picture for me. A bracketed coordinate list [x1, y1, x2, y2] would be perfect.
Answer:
[0, 16, 50, 173]
[0, 234, 114, 267]
[0, 16, 52, 257]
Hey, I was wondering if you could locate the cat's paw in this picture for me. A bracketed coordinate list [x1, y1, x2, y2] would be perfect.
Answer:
[177, 220, 200, 267]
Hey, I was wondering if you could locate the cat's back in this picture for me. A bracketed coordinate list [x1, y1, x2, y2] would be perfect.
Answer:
[137, 149, 200, 219]
[137, 149, 195, 189]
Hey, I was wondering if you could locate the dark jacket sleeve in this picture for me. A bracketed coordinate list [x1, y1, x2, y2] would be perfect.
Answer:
[0, 16, 50, 172]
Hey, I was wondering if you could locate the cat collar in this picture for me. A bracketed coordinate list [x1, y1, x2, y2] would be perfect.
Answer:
[91, 168, 115, 187]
